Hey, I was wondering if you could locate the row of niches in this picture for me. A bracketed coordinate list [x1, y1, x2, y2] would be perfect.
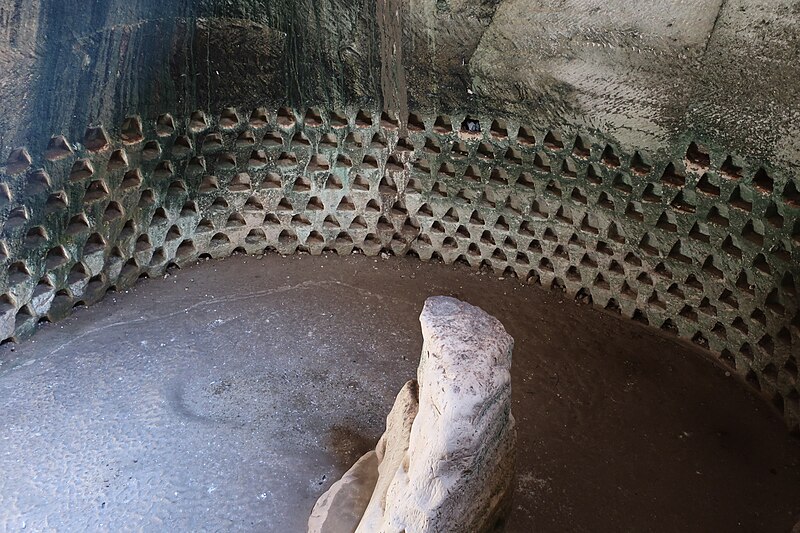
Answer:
[4, 141, 797, 284]
[3, 107, 798, 254]
[0, 107, 798, 431]
[2, 179, 795, 359]
[4, 157, 795, 310]
[3, 106, 800, 204]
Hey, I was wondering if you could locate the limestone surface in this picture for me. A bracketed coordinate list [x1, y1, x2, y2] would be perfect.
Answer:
[310, 296, 516, 533]
[308, 451, 380, 533]
[310, 380, 419, 533]
[356, 380, 420, 531]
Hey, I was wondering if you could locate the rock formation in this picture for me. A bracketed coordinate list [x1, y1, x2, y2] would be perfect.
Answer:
[309, 296, 516, 533]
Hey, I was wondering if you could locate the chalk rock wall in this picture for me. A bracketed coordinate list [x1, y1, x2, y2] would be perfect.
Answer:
[2, 0, 800, 168]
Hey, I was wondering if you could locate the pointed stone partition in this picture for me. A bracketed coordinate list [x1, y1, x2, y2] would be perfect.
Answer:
[309, 296, 516, 533]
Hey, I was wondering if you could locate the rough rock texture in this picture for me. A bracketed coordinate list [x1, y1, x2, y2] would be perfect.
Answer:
[3, 0, 800, 166]
[356, 380, 419, 531]
[380, 296, 516, 533]
[311, 296, 516, 533]
[309, 451, 380, 533]
[310, 380, 419, 533]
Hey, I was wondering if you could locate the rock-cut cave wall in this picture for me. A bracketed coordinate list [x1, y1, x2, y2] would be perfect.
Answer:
[0, 0, 798, 431]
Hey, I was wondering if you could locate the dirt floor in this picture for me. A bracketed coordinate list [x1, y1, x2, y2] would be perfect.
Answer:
[0, 252, 798, 532]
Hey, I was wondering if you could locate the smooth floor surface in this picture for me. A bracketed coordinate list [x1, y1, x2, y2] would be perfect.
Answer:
[0, 253, 798, 532]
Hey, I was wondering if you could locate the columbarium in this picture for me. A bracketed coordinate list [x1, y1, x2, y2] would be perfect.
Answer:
[0, 1, 798, 531]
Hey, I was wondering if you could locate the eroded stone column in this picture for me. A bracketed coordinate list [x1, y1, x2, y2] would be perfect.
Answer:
[309, 296, 516, 533]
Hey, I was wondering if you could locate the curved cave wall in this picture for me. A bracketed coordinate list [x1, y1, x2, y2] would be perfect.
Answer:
[0, 0, 798, 430]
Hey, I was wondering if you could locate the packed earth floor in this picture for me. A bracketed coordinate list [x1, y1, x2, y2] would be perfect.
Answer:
[0, 253, 798, 532]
